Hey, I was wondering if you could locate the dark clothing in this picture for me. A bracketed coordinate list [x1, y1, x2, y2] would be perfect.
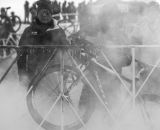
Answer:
[36, 0, 52, 13]
[29, 5, 37, 22]
[0, 15, 16, 57]
[52, 1, 61, 20]
[0, 15, 13, 39]
[24, 1, 30, 23]
[17, 19, 68, 78]
[62, 1, 67, 20]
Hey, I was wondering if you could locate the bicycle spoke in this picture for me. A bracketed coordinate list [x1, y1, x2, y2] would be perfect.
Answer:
[25, 85, 34, 97]
[60, 51, 64, 94]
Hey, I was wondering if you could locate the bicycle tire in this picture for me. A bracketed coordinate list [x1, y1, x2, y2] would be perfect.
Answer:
[26, 64, 95, 130]
[10, 15, 21, 32]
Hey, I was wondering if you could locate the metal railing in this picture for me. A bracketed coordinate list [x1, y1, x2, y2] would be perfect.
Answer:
[0, 44, 159, 130]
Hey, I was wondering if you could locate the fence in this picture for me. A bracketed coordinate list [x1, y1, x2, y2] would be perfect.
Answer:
[0, 44, 160, 130]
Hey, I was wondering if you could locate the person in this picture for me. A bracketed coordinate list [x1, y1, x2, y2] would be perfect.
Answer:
[29, 4, 37, 22]
[52, 0, 61, 20]
[0, 8, 13, 39]
[62, 1, 67, 20]
[0, 8, 16, 57]
[0, 8, 6, 16]
[10, 12, 16, 26]
[17, 0, 69, 84]
[24, 1, 30, 23]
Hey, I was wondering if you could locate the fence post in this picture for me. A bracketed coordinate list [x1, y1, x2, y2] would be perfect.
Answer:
[60, 50, 64, 130]
[132, 47, 136, 109]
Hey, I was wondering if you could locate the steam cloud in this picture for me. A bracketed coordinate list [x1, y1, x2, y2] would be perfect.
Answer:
[80, 0, 160, 66]
[1, 0, 160, 130]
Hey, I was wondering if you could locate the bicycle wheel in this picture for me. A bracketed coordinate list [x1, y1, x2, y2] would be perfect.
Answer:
[10, 15, 21, 32]
[26, 64, 95, 130]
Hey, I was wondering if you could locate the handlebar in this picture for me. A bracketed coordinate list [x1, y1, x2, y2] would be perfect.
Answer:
[1, 7, 11, 11]
[0, 7, 11, 14]
[5, 7, 11, 10]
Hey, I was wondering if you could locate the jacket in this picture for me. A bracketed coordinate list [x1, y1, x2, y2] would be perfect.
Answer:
[17, 18, 68, 77]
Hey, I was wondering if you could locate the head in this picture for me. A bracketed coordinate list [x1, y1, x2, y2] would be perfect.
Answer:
[25, 1, 29, 4]
[11, 12, 15, 16]
[1, 8, 6, 16]
[36, 0, 52, 24]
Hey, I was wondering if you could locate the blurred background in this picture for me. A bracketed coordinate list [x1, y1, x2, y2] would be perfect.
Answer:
[0, 0, 93, 19]
[0, 0, 159, 20]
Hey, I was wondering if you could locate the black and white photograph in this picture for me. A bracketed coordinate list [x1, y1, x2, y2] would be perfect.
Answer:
[0, 0, 160, 130]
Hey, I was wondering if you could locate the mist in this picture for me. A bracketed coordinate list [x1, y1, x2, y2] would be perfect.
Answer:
[1, 0, 160, 130]
[78, 0, 160, 130]
[1, 55, 160, 130]
[80, 0, 160, 66]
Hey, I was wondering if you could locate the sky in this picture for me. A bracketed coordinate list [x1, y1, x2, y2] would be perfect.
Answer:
[0, 0, 160, 20]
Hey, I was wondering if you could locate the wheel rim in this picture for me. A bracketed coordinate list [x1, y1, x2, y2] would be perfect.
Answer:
[10, 16, 21, 32]
[26, 65, 95, 130]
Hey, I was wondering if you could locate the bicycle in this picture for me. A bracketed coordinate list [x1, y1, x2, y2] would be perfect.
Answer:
[0, 34, 160, 130]
[0, 7, 21, 33]
[22, 43, 96, 130]
[25, 34, 160, 130]
[0, 7, 21, 58]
